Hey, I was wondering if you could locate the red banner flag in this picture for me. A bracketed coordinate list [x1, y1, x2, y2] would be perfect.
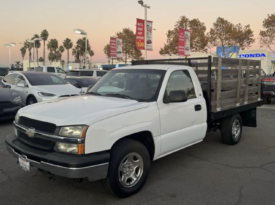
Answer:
[178, 29, 191, 56]
[136, 19, 145, 50]
[110, 37, 117, 58]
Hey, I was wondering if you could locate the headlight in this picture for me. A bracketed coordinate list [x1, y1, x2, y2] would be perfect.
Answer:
[12, 96, 22, 104]
[54, 142, 84, 154]
[59, 126, 88, 138]
[38, 92, 56, 97]
[15, 113, 20, 124]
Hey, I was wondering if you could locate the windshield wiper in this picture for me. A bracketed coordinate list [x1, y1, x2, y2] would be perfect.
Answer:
[104, 93, 134, 100]
[87, 92, 102, 96]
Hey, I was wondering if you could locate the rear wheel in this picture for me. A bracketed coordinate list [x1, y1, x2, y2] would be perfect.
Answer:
[221, 114, 242, 145]
[102, 139, 150, 198]
[27, 96, 37, 105]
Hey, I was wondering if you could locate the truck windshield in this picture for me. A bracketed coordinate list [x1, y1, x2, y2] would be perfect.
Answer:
[87, 69, 166, 102]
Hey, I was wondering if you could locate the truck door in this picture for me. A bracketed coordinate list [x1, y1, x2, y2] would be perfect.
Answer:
[157, 69, 207, 157]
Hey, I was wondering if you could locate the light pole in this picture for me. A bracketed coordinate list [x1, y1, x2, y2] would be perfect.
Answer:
[28, 38, 42, 68]
[138, 0, 150, 60]
[74, 29, 87, 69]
[4, 43, 16, 69]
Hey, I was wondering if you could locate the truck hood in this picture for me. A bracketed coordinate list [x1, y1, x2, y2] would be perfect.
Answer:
[33, 84, 80, 96]
[19, 95, 149, 126]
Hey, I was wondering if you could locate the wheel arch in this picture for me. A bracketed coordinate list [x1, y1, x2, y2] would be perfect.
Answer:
[111, 131, 155, 161]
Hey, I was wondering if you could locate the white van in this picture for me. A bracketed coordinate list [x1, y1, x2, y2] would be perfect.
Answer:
[33, 66, 67, 79]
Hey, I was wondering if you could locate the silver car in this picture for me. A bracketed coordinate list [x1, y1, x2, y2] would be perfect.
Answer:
[1, 72, 80, 105]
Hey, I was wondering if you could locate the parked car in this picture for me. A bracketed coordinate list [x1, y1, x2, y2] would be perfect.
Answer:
[33, 66, 67, 79]
[1, 72, 80, 105]
[0, 78, 22, 121]
[5, 57, 263, 198]
[262, 72, 275, 104]
[65, 77, 98, 94]
[67, 69, 107, 79]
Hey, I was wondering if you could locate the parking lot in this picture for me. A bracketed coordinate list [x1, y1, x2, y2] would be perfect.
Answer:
[0, 105, 274, 205]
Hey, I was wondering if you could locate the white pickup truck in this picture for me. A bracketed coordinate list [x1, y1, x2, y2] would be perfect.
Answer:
[6, 57, 263, 198]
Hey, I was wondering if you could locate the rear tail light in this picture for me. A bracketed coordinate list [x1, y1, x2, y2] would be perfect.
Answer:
[262, 79, 275, 81]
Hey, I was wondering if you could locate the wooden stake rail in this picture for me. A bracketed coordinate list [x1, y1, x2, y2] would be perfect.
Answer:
[194, 57, 262, 112]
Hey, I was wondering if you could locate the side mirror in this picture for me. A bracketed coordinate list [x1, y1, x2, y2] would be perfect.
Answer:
[5, 85, 11, 89]
[164, 90, 187, 104]
[17, 83, 25, 87]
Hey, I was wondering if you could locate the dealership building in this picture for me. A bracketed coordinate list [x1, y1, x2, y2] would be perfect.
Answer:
[165, 48, 275, 75]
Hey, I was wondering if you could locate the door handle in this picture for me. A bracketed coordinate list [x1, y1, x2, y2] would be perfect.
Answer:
[195, 105, 202, 111]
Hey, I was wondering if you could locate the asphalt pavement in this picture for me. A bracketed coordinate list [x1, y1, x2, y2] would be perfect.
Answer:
[0, 105, 275, 205]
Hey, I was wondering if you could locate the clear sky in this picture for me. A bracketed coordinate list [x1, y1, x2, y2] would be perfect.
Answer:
[0, 0, 275, 65]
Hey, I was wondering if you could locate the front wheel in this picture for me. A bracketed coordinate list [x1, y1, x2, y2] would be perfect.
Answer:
[102, 139, 150, 198]
[27, 96, 37, 105]
[221, 114, 243, 145]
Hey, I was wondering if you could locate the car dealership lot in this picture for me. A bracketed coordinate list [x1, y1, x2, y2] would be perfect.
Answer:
[0, 107, 275, 205]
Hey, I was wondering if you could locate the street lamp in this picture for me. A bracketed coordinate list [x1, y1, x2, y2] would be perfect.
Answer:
[28, 38, 42, 68]
[74, 29, 88, 69]
[138, 0, 150, 60]
[4, 43, 16, 69]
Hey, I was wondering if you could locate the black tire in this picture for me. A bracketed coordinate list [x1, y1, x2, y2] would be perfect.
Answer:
[263, 97, 271, 104]
[27, 96, 37, 105]
[102, 139, 150, 198]
[221, 114, 242, 145]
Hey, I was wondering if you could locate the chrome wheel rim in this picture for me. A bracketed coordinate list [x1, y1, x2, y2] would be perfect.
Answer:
[118, 152, 144, 188]
[232, 119, 241, 140]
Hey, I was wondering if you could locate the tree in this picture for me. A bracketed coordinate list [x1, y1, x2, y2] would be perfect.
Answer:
[48, 52, 55, 64]
[24, 40, 32, 68]
[115, 28, 143, 64]
[47, 39, 58, 61]
[74, 37, 94, 67]
[72, 46, 81, 65]
[55, 51, 62, 62]
[59, 46, 65, 61]
[32, 34, 41, 64]
[260, 13, 275, 53]
[159, 16, 209, 56]
[208, 17, 255, 57]
[103, 44, 111, 59]
[39, 57, 44, 62]
[20, 47, 26, 60]
[63, 38, 73, 65]
[40, 30, 49, 65]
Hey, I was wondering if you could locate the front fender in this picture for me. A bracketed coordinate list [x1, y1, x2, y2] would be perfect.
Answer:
[84, 102, 161, 158]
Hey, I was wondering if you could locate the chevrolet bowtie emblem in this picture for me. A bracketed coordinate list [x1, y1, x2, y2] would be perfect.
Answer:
[26, 128, 35, 138]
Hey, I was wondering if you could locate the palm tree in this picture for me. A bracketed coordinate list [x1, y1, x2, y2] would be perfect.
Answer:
[39, 57, 44, 62]
[63, 38, 73, 65]
[88, 50, 94, 68]
[32, 34, 41, 65]
[48, 52, 55, 64]
[72, 46, 81, 67]
[59, 46, 65, 61]
[40, 30, 49, 65]
[24, 40, 32, 69]
[20, 47, 26, 60]
[47, 39, 58, 62]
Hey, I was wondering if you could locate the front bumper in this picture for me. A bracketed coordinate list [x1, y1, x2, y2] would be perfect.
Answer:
[0, 103, 21, 121]
[6, 133, 110, 181]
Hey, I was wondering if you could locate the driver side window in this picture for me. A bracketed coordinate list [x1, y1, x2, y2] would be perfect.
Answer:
[165, 70, 196, 100]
